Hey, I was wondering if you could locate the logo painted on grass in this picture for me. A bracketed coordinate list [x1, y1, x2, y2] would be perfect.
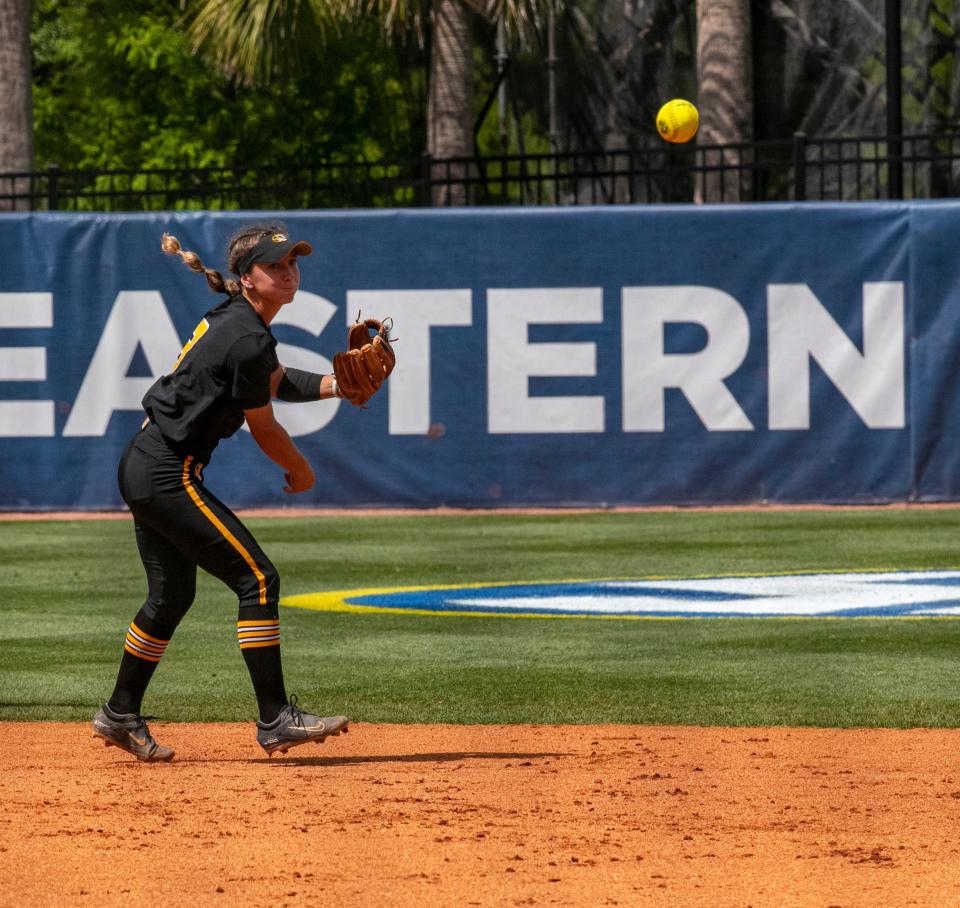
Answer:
[282, 570, 960, 619]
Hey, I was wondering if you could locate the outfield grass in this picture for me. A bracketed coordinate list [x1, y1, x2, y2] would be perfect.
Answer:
[2, 508, 960, 727]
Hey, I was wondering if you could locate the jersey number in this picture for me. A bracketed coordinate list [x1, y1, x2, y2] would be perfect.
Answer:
[171, 318, 210, 371]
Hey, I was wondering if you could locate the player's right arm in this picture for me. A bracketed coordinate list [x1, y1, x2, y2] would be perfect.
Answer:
[244, 401, 316, 494]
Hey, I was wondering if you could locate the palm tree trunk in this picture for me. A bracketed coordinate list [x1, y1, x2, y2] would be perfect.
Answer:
[696, 0, 752, 202]
[0, 0, 33, 210]
[427, 0, 473, 205]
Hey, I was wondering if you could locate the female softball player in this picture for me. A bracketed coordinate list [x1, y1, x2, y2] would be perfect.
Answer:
[93, 223, 349, 761]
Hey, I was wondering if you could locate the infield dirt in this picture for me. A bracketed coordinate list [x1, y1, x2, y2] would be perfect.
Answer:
[3, 723, 960, 906]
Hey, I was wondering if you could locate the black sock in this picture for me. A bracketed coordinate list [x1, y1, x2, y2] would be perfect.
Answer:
[241, 644, 287, 723]
[108, 609, 175, 715]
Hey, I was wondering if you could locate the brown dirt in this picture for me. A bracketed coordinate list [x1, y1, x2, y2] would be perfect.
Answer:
[3, 724, 960, 906]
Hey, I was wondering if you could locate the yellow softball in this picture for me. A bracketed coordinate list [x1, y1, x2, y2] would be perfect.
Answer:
[656, 99, 699, 144]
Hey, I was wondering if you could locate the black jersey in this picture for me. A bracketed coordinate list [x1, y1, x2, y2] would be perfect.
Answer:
[142, 295, 279, 460]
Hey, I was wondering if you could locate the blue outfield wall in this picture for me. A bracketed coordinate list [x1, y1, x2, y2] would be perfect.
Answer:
[0, 202, 957, 510]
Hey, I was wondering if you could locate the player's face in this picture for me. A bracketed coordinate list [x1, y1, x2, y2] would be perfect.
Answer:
[246, 252, 301, 306]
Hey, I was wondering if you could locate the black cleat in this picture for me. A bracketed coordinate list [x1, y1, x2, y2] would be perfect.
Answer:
[92, 703, 175, 762]
[256, 697, 349, 756]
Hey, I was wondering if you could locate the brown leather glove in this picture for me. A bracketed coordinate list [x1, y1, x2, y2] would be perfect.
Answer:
[333, 317, 396, 407]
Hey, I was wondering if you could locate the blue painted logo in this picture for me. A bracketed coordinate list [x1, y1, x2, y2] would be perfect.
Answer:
[282, 570, 960, 619]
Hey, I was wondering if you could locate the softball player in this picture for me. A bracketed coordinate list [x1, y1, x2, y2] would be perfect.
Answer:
[93, 223, 348, 761]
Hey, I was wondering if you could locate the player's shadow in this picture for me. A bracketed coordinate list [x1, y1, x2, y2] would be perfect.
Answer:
[268, 750, 573, 767]
[182, 751, 572, 766]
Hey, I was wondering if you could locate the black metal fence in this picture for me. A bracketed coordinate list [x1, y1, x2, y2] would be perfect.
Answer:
[3, 131, 960, 212]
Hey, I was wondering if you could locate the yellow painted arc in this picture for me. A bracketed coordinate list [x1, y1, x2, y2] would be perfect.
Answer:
[280, 568, 960, 621]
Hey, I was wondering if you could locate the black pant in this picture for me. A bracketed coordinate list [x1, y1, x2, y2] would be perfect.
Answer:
[117, 421, 279, 628]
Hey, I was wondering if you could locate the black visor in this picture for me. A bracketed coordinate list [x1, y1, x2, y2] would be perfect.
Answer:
[235, 232, 313, 276]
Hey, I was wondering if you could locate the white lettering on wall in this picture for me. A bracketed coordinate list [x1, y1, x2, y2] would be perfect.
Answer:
[63, 291, 180, 436]
[347, 289, 472, 435]
[621, 286, 753, 431]
[2, 282, 908, 439]
[0, 293, 54, 437]
[265, 290, 339, 438]
[768, 282, 905, 430]
[487, 287, 604, 434]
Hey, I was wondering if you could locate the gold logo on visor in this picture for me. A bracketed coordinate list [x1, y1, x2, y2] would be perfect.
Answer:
[272, 233, 288, 243]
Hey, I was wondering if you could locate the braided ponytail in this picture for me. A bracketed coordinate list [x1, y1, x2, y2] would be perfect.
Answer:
[161, 233, 241, 297]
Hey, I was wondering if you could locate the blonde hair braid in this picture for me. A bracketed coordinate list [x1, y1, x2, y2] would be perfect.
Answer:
[161, 233, 241, 296]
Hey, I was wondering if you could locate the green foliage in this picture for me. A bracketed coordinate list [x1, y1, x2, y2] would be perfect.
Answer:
[4, 509, 960, 726]
[31, 0, 423, 174]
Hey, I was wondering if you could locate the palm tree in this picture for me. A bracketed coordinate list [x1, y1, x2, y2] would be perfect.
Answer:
[695, 0, 752, 202]
[425, 0, 472, 203]
[367, 0, 553, 203]
[185, 0, 547, 205]
[0, 0, 33, 209]
[184, 0, 338, 86]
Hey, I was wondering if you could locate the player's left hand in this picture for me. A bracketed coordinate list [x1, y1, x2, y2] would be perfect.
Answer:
[333, 317, 396, 407]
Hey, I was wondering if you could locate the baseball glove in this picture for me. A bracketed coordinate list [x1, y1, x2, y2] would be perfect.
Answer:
[333, 316, 396, 407]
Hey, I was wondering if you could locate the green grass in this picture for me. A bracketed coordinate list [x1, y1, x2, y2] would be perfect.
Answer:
[3, 508, 960, 726]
